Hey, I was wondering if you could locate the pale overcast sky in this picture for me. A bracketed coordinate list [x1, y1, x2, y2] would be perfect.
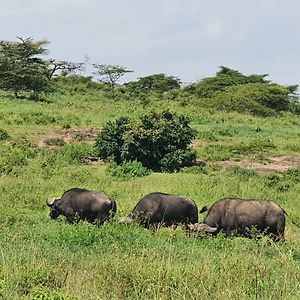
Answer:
[1, 0, 300, 86]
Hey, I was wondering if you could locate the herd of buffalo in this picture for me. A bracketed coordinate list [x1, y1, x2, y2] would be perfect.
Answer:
[46, 187, 287, 241]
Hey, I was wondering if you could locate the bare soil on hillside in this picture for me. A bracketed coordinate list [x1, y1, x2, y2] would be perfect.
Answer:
[33, 128, 300, 173]
[217, 156, 300, 174]
[35, 127, 100, 148]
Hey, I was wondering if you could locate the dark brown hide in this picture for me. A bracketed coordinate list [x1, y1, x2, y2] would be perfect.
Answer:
[128, 192, 198, 228]
[46, 188, 117, 225]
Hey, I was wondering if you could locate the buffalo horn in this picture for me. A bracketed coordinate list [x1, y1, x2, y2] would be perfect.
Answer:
[46, 197, 57, 207]
[188, 223, 218, 233]
[198, 223, 218, 233]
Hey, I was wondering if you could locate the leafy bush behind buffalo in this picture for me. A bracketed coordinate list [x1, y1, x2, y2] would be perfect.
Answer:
[95, 110, 197, 172]
[106, 160, 150, 179]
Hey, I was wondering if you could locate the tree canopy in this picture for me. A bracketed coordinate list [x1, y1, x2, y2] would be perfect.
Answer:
[125, 73, 181, 96]
[0, 37, 52, 98]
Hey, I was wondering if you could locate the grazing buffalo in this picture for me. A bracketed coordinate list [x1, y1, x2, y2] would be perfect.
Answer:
[122, 192, 198, 228]
[188, 198, 286, 241]
[46, 188, 117, 225]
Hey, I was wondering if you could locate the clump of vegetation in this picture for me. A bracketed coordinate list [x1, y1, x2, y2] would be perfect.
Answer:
[58, 143, 97, 164]
[95, 110, 196, 172]
[228, 166, 258, 181]
[28, 287, 76, 300]
[0, 128, 9, 141]
[189, 66, 299, 116]
[125, 73, 181, 98]
[0, 144, 38, 174]
[44, 138, 66, 147]
[106, 160, 151, 179]
[283, 167, 300, 183]
[180, 165, 208, 174]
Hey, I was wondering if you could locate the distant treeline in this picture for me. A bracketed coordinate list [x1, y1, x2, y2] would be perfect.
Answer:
[0, 37, 299, 116]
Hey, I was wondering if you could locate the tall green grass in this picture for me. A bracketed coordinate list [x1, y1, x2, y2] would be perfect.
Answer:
[0, 88, 300, 299]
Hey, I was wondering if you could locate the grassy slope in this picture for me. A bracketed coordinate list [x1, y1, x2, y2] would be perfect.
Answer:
[0, 90, 300, 299]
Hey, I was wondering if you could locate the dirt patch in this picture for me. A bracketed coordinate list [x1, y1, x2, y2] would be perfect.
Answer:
[35, 127, 100, 149]
[218, 156, 300, 174]
[33, 128, 300, 173]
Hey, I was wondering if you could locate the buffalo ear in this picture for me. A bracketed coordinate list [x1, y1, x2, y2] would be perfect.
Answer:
[199, 206, 208, 213]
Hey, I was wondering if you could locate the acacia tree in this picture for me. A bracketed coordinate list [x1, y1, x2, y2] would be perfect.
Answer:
[93, 64, 133, 96]
[47, 59, 85, 80]
[0, 37, 52, 98]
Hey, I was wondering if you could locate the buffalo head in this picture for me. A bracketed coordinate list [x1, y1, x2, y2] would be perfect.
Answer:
[46, 198, 61, 219]
[187, 223, 218, 236]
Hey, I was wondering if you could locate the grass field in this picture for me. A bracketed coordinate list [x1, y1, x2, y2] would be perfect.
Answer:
[0, 89, 300, 299]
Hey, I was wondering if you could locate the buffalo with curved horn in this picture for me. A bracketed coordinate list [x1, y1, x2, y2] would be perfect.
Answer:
[188, 198, 286, 241]
[46, 188, 117, 225]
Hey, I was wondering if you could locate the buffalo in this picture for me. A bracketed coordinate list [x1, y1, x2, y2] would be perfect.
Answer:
[188, 198, 286, 241]
[121, 192, 199, 228]
[46, 188, 117, 225]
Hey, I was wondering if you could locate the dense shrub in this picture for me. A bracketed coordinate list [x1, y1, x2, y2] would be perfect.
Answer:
[95, 111, 196, 172]
[193, 66, 270, 98]
[206, 83, 294, 116]
[190, 66, 299, 116]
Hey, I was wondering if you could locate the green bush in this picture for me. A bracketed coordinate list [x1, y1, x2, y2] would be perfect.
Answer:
[228, 166, 258, 181]
[180, 165, 208, 174]
[0, 144, 38, 174]
[283, 168, 300, 183]
[95, 110, 196, 172]
[125, 73, 181, 97]
[58, 143, 97, 164]
[207, 83, 293, 116]
[0, 128, 9, 141]
[106, 160, 150, 179]
[29, 287, 76, 300]
[193, 66, 270, 98]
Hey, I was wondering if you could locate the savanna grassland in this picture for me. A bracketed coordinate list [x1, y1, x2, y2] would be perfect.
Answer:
[0, 81, 300, 300]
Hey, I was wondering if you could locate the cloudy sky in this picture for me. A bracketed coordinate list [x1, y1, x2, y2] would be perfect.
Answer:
[1, 0, 300, 86]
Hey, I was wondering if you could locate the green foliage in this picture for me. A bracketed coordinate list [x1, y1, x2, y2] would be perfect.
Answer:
[0, 144, 38, 174]
[0, 128, 9, 140]
[0, 38, 53, 98]
[0, 70, 300, 299]
[228, 167, 258, 181]
[283, 167, 300, 183]
[207, 83, 293, 116]
[95, 110, 196, 172]
[95, 117, 130, 164]
[198, 139, 276, 161]
[125, 73, 181, 97]
[93, 64, 133, 96]
[159, 149, 197, 172]
[191, 66, 299, 116]
[106, 160, 150, 179]
[179, 165, 208, 174]
[264, 168, 300, 192]
[194, 66, 270, 98]
[56, 143, 97, 165]
[29, 287, 76, 300]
